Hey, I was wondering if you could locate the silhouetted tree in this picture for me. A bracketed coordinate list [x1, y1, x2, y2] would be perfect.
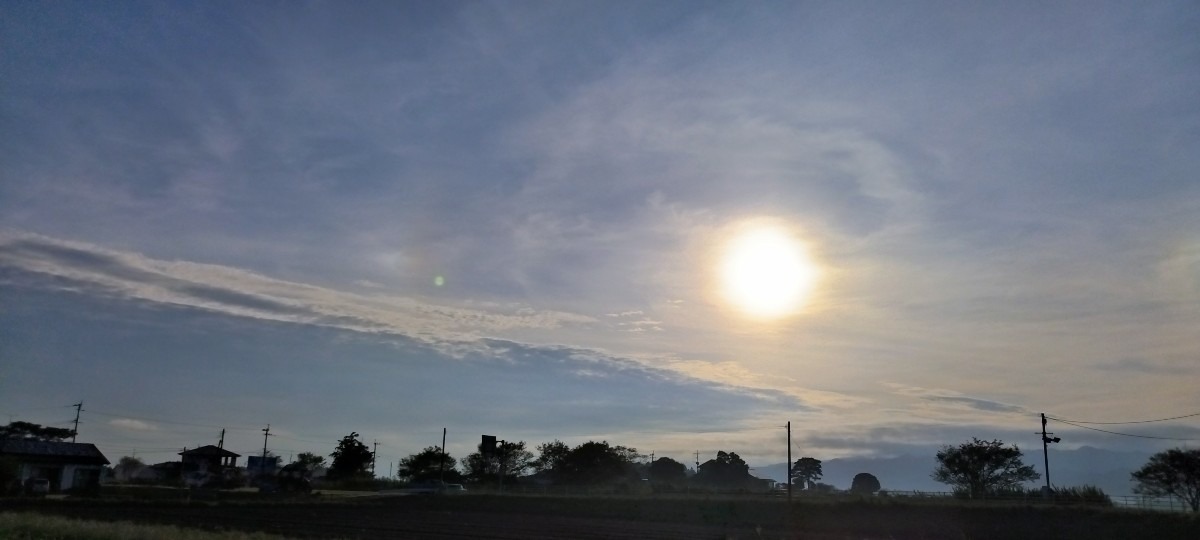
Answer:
[695, 451, 755, 488]
[557, 441, 640, 485]
[461, 440, 533, 484]
[811, 482, 837, 494]
[533, 440, 571, 477]
[791, 457, 823, 490]
[399, 446, 460, 483]
[328, 432, 373, 480]
[114, 456, 146, 482]
[0, 421, 75, 441]
[290, 451, 326, 472]
[1132, 448, 1200, 512]
[932, 438, 1038, 498]
[648, 457, 688, 486]
[850, 472, 881, 494]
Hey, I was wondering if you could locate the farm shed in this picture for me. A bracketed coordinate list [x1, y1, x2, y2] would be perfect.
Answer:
[0, 439, 110, 493]
[180, 445, 240, 474]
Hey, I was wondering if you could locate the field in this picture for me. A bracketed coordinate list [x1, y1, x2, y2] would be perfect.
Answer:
[4, 492, 1198, 540]
[0, 512, 288, 540]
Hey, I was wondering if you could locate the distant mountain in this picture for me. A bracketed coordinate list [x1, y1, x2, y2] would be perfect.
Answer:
[753, 446, 1151, 496]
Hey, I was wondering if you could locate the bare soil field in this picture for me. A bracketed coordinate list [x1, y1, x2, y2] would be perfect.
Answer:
[5, 494, 1198, 540]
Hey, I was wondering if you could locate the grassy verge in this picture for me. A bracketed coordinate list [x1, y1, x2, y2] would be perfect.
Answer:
[5, 494, 1197, 539]
[363, 493, 1200, 539]
[0, 512, 290, 540]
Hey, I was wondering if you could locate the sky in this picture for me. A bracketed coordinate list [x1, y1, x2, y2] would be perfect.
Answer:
[2, 1, 1199, 483]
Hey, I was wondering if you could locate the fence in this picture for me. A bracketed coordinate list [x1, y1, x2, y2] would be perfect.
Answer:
[1109, 494, 1194, 512]
[877, 489, 1192, 513]
[462, 485, 1193, 513]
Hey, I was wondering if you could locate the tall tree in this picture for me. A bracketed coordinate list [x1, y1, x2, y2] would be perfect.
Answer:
[533, 440, 572, 478]
[648, 457, 688, 486]
[461, 440, 533, 483]
[695, 451, 755, 488]
[556, 441, 639, 485]
[1132, 448, 1200, 512]
[399, 446, 459, 483]
[328, 432, 373, 480]
[0, 421, 75, 441]
[932, 438, 1038, 498]
[791, 457, 823, 490]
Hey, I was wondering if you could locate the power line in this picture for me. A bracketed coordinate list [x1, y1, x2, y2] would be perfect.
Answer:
[272, 433, 342, 445]
[0, 404, 77, 417]
[1051, 417, 1200, 441]
[1046, 412, 1200, 425]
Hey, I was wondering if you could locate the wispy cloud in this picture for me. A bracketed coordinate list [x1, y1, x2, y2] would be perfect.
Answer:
[109, 418, 157, 432]
[0, 231, 596, 342]
[1094, 357, 1192, 376]
[0, 231, 817, 423]
[887, 383, 1029, 415]
[2, 1, 1197, 466]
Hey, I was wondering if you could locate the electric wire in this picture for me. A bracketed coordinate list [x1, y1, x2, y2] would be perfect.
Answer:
[1050, 417, 1200, 441]
[1046, 412, 1200, 425]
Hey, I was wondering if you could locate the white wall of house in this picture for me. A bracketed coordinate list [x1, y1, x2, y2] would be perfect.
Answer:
[14, 463, 104, 491]
[63, 464, 105, 490]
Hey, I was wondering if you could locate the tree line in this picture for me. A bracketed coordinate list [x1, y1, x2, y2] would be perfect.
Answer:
[3, 421, 1197, 510]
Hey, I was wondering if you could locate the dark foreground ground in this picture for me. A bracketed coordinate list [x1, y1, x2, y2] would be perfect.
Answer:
[4, 494, 1198, 540]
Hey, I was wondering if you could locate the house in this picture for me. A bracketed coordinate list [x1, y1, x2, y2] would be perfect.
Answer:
[180, 445, 239, 475]
[0, 439, 110, 493]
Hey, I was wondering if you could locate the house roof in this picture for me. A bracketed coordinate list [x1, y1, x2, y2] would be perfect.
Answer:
[0, 439, 110, 465]
[180, 444, 240, 458]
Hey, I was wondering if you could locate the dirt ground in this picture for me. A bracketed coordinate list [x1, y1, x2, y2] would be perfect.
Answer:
[26, 503, 782, 539]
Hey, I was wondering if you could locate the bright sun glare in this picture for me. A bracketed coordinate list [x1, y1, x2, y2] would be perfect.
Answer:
[718, 223, 819, 319]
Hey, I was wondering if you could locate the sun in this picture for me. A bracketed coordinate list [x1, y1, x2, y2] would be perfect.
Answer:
[718, 223, 820, 319]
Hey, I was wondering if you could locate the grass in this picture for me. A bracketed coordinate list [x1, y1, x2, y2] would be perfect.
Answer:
[5, 492, 1197, 539]
[0, 512, 291, 540]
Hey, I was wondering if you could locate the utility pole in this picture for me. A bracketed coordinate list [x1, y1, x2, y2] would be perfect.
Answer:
[372, 440, 379, 478]
[694, 451, 700, 470]
[218, 429, 225, 450]
[1038, 413, 1061, 495]
[260, 424, 271, 476]
[71, 402, 83, 442]
[498, 439, 507, 493]
[787, 421, 792, 504]
[439, 428, 447, 484]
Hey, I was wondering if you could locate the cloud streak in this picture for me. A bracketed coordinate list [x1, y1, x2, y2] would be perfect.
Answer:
[0, 231, 595, 341]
